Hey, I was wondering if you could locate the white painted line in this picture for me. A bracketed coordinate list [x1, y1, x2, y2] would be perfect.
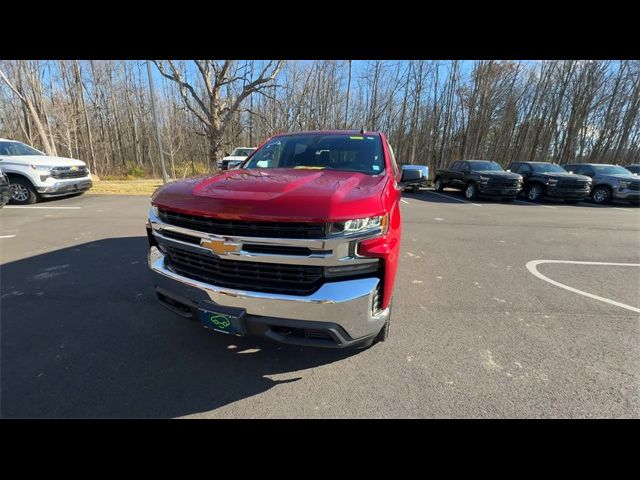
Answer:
[4, 206, 81, 210]
[578, 203, 635, 212]
[0, 235, 16, 239]
[400, 199, 410, 205]
[526, 260, 640, 313]
[426, 191, 482, 207]
[513, 200, 557, 209]
[434, 217, 443, 221]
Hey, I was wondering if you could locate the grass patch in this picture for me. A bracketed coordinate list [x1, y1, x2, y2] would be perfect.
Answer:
[88, 179, 164, 196]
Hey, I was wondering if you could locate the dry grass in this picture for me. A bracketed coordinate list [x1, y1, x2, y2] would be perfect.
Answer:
[87, 179, 164, 196]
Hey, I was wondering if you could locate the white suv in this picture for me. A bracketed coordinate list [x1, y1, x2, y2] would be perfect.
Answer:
[0, 139, 92, 204]
[217, 147, 256, 170]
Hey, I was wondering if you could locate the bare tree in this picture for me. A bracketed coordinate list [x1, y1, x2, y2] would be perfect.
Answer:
[152, 60, 283, 168]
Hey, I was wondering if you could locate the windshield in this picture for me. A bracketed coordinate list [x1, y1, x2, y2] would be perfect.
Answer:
[531, 163, 567, 173]
[0, 141, 44, 156]
[469, 161, 503, 172]
[244, 134, 385, 175]
[231, 148, 255, 157]
[593, 165, 632, 175]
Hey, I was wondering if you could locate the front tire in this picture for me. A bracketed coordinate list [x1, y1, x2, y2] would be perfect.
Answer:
[434, 177, 444, 192]
[592, 186, 611, 205]
[9, 178, 39, 205]
[527, 184, 544, 202]
[464, 182, 478, 200]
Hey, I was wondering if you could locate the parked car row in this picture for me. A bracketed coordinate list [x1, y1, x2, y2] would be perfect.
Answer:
[431, 160, 639, 205]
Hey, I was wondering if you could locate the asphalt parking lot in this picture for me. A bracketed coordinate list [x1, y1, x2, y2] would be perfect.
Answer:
[1, 191, 639, 418]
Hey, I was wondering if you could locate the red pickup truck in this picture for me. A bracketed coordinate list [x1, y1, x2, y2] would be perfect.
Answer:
[147, 130, 419, 348]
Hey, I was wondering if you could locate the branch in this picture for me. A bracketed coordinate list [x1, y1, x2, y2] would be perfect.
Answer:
[222, 60, 284, 126]
[152, 60, 212, 128]
[0, 68, 28, 104]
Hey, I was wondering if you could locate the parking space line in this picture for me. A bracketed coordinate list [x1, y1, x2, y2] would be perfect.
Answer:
[0, 235, 16, 238]
[425, 191, 482, 207]
[400, 199, 410, 205]
[4, 206, 81, 210]
[526, 260, 640, 313]
[513, 200, 557, 209]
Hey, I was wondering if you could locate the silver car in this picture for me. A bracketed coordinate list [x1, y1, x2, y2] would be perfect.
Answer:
[562, 163, 640, 205]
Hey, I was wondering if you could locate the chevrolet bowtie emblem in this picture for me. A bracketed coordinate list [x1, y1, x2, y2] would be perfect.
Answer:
[70, 166, 78, 171]
[200, 238, 241, 256]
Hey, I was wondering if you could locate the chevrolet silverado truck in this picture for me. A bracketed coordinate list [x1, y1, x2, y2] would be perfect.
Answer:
[561, 163, 640, 205]
[507, 161, 592, 203]
[0, 138, 92, 204]
[434, 160, 523, 200]
[147, 130, 420, 348]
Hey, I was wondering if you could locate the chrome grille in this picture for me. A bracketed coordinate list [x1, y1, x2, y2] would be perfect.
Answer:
[164, 245, 323, 295]
[158, 209, 325, 239]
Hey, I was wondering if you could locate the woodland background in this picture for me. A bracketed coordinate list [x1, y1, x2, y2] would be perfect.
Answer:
[1, 60, 638, 179]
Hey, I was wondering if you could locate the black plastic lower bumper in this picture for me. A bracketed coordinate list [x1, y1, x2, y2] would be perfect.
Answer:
[545, 188, 590, 200]
[154, 286, 376, 349]
[478, 186, 521, 197]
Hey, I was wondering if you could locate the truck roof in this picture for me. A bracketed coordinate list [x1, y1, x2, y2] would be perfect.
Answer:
[273, 130, 382, 137]
[462, 159, 499, 163]
[515, 161, 557, 164]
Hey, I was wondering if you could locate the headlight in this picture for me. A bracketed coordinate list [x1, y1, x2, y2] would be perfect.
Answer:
[619, 181, 630, 189]
[151, 205, 159, 217]
[30, 164, 51, 174]
[547, 178, 558, 185]
[327, 214, 388, 237]
[479, 176, 490, 182]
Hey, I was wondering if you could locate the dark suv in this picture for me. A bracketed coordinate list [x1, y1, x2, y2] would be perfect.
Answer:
[508, 161, 592, 203]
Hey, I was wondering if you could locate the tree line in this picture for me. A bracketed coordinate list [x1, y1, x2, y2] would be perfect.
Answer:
[1, 60, 638, 179]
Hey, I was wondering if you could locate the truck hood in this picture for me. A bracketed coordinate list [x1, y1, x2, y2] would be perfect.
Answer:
[475, 170, 522, 180]
[602, 173, 639, 182]
[0, 155, 86, 168]
[152, 168, 389, 222]
[535, 172, 591, 181]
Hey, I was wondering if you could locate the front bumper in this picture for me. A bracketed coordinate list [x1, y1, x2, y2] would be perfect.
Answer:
[613, 189, 640, 201]
[37, 178, 92, 197]
[545, 186, 591, 199]
[148, 246, 389, 348]
[478, 185, 521, 197]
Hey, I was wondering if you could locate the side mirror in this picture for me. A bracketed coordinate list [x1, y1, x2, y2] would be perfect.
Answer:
[400, 168, 422, 184]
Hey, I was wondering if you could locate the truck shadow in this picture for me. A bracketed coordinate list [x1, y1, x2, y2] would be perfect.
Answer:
[1, 237, 358, 418]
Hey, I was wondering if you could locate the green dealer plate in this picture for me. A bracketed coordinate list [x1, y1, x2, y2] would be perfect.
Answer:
[198, 303, 247, 336]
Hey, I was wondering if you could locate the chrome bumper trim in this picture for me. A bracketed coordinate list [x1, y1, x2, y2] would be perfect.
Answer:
[149, 246, 388, 339]
[149, 207, 382, 267]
